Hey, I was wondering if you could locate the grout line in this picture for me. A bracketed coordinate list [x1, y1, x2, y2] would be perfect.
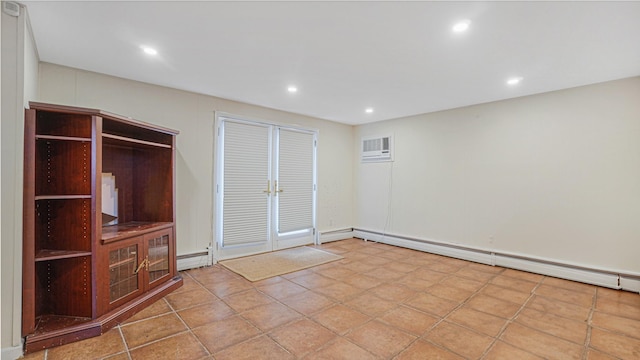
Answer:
[480, 277, 543, 359]
[122, 289, 210, 356]
[582, 288, 598, 359]
[124, 329, 193, 352]
[421, 264, 505, 359]
[116, 325, 132, 360]
[165, 287, 213, 358]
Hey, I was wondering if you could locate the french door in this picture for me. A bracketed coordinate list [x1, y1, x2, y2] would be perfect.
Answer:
[215, 115, 317, 260]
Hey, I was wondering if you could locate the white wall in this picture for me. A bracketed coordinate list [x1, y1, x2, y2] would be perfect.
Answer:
[355, 77, 640, 275]
[38, 62, 355, 257]
[1, 4, 40, 358]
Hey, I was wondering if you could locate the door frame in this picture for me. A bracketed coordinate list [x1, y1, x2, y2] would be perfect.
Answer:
[213, 112, 318, 262]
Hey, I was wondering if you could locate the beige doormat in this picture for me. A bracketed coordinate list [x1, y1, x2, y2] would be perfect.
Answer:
[219, 246, 343, 282]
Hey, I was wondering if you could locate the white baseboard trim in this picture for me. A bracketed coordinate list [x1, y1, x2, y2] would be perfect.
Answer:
[353, 229, 640, 293]
[494, 254, 619, 289]
[320, 228, 354, 243]
[177, 250, 212, 271]
[354, 229, 494, 265]
[620, 276, 640, 293]
[1, 344, 23, 360]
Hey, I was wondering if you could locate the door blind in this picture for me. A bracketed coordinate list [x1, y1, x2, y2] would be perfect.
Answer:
[222, 121, 270, 247]
[277, 129, 314, 234]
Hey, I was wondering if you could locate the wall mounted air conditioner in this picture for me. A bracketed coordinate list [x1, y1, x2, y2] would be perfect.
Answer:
[361, 135, 393, 162]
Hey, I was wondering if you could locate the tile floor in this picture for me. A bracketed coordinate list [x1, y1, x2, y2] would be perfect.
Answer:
[21, 238, 640, 360]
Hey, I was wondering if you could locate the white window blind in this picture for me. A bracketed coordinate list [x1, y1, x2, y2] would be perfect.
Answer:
[222, 121, 270, 247]
[277, 129, 314, 234]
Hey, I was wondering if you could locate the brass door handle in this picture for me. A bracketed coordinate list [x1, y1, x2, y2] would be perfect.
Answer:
[134, 257, 149, 274]
[274, 180, 283, 194]
[263, 180, 271, 194]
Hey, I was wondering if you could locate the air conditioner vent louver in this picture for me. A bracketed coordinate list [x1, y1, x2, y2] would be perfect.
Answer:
[361, 135, 393, 162]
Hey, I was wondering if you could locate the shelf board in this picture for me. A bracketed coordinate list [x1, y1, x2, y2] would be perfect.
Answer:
[35, 250, 92, 262]
[35, 195, 92, 200]
[32, 315, 93, 337]
[36, 134, 92, 142]
[103, 133, 172, 149]
[101, 222, 173, 244]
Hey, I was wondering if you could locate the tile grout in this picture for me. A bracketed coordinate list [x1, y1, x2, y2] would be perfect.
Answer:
[479, 274, 546, 359]
[582, 287, 597, 360]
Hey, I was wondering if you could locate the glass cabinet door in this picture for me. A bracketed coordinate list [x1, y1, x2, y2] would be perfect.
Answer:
[102, 228, 173, 312]
[108, 242, 141, 303]
[147, 232, 170, 285]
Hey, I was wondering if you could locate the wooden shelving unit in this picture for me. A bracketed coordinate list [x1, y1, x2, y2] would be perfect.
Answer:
[22, 102, 182, 353]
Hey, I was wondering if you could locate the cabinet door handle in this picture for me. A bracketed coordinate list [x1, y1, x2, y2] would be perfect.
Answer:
[134, 258, 149, 274]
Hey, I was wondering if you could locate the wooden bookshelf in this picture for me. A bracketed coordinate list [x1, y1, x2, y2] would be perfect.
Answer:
[22, 102, 182, 353]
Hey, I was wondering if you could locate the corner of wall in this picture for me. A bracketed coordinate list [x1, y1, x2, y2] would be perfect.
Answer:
[2, 2, 38, 356]
[1, 344, 24, 360]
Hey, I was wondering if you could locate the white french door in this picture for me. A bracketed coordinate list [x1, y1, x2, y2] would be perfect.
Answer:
[215, 115, 317, 260]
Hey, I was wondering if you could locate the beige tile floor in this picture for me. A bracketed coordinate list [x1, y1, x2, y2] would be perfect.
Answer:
[21, 238, 640, 359]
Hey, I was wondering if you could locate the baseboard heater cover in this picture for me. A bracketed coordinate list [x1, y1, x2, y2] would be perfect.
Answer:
[177, 250, 212, 270]
[320, 228, 354, 243]
[353, 229, 640, 293]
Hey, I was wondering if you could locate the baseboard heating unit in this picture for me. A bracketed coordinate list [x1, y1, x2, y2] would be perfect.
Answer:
[353, 228, 640, 293]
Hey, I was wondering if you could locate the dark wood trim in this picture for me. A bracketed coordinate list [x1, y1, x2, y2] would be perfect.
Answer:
[35, 250, 93, 261]
[92, 115, 101, 319]
[35, 134, 92, 142]
[100, 222, 174, 244]
[22, 109, 36, 336]
[34, 195, 92, 200]
[24, 321, 102, 354]
[102, 133, 172, 149]
[171, 135, 178, 278]
[29, 102, 179, 136]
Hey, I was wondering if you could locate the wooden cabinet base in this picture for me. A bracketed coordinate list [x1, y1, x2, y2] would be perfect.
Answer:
[24, 275, 183, 354]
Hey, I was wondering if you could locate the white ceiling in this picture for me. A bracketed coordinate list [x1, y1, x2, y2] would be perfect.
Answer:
[23, 1, 640, 125]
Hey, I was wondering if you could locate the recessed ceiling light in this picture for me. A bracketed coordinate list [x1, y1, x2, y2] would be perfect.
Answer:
[287, 86, 298, 93]
[452, 20, 471, 33]
[141, 46, 158, 56]
[506, 77, 523, 85]
[365, 108, 374, 114]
